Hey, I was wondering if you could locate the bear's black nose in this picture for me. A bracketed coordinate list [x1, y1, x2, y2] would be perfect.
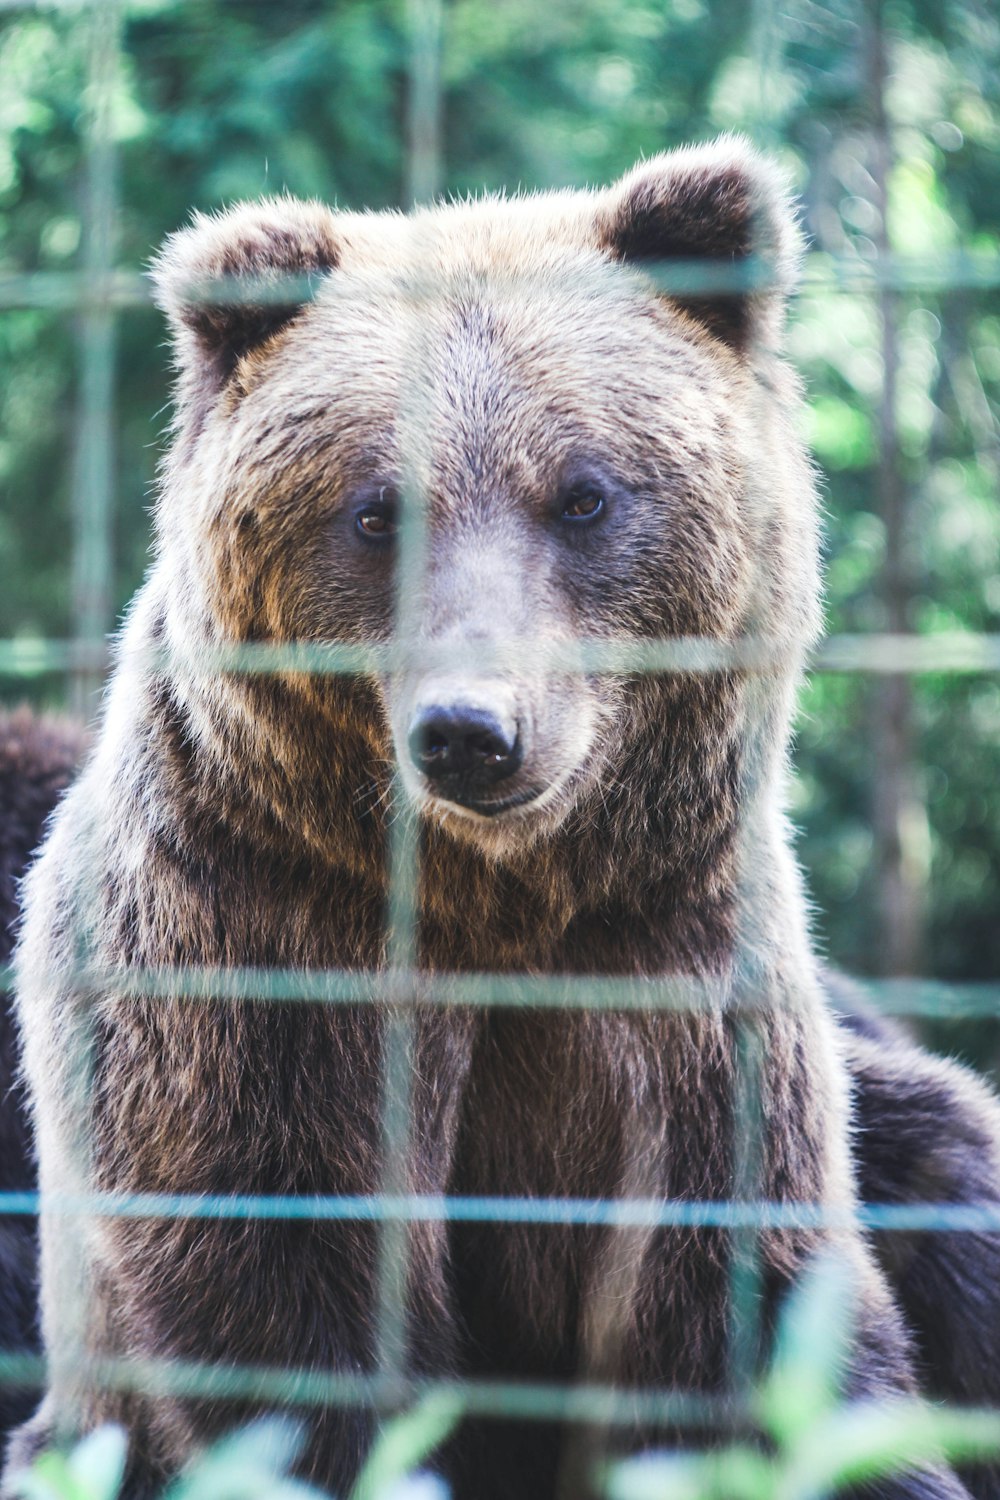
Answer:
[408, 705, 521, 790]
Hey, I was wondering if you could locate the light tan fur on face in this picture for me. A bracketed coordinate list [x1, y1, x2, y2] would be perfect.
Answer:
[147, 139, 817, 859]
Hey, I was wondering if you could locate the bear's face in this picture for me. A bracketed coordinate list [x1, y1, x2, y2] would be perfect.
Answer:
[154, 139, 815, 855]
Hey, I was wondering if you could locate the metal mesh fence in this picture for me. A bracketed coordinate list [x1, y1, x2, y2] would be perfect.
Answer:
[1, 0, 1000, 1486]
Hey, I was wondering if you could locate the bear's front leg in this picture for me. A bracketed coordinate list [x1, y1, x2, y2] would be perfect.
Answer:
[8, 996, 475, 1499]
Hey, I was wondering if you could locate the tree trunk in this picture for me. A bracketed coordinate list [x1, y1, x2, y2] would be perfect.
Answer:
[866, 0, 928, 976]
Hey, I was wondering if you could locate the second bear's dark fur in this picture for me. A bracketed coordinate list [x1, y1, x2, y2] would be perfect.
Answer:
[0, 709, 84, 1438]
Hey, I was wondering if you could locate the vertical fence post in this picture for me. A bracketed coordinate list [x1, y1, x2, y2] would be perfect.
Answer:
[866, 0, 928, 976]
[373, 0, 446, 1401]
[725, 0, 787, 1402]
[750, 0, 781, 148]
[406, 0, 443, 207]
[70, 0, 121, 716]
[376, 443, 429, 1388]
[49, 0, 122, 1438]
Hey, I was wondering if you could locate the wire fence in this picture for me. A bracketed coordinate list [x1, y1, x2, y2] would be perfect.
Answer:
[2, 0, 1000, 1488]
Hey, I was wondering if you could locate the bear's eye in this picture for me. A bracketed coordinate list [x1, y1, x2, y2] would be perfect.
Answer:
[559, 480, 606, 524]
[355, 486, 398, 541]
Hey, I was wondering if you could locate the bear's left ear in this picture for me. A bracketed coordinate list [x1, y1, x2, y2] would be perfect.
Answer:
[151, 197, 340, 407]
[596, 136, 801, 354]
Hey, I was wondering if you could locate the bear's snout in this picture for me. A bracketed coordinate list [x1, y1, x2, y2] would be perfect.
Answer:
[388, 660, 606, 842]
[405, 688, 525, 813]
[401, 681, 527, 822]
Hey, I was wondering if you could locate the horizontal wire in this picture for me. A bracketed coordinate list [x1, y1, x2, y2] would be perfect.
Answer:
[0, 271, 147, 311]
[0, 1350, 749, 1426]
[0, 1354, 995, 1432]
[4, 633, 1000, 681]
[0, 639, 106, 676]
[2, 252, 1000, 312]
[2, 963, 999, 1017]
[815, 633, 1000, 673]
[4, 964, 728, 1010]
[1, 1188, 999, 1233]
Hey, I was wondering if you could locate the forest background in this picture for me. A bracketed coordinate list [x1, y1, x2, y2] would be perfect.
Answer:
[1, 0, 998, 1068]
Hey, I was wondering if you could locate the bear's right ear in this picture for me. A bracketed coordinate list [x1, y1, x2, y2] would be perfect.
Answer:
[151, 197, 340, 406]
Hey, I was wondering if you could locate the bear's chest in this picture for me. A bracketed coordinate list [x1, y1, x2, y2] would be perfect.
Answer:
[447, 1011, 737, 1382]
[451, 1010, 735, 1201]
[91, 1000, 388, 1198]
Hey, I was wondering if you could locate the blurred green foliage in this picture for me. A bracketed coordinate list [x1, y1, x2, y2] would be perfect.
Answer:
[12, 1263, 1000, 1500]
[8, 1401, 458, 1500]
[0, 0, 998, 1044]
[606, 1252, 1000, 1500]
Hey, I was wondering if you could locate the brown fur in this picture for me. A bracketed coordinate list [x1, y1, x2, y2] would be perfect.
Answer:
[5, 140, 979, 1499]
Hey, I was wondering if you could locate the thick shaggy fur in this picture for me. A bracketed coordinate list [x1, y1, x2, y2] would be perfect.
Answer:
[6, 140, 1000, 1499]
[852, 1024, 1000, 1402]
[0, 710, 84, 1437]
[831, 974, 1000, 1497]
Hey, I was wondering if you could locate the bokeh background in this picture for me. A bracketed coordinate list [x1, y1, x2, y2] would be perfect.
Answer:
[1, 0, 998, 1062]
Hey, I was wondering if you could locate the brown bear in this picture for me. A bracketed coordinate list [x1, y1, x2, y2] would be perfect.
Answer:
[7, 138, 1000, 1500]
[0, 709, 84, 1438]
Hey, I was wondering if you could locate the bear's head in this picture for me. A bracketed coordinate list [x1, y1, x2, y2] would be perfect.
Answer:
[152, 137, 819, 860]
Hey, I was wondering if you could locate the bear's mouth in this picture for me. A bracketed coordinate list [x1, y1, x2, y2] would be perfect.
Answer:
[434, 787, 546, 819]
[415, 755, 604, 851]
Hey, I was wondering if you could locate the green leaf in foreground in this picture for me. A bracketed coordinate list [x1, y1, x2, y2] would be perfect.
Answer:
[605, 1446, 774, 1500]
[167, 1417, 324, 1500]
[755, 1250, 853, 1446]
[350, 1395, 462, 1500]
[777, 1400, 1000, 1500]
[605, 1397, 1000, 1500]
[66, 1428, 129, 1500]
[8, 1427, 129, 1500]
[605, 1247, 1000, 1500]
